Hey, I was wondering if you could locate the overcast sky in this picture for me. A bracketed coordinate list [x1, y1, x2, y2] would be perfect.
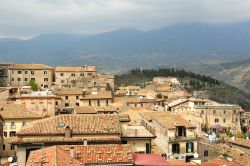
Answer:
[1, 0, 250, 38]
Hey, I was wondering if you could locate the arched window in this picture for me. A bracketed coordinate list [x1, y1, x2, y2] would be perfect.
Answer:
[186, 142, 194, 153]
[172, 143, 180, 154]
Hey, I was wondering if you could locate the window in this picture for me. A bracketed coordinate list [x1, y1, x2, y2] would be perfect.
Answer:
[204, 150, 208, 157]
[76, 96, 79, 100]
[17, 78, 21, 81]
[10, 145, 15, 150]
[80, 73, 84, 76]
[25, 78, 28, 82]
[4, 131, 7, 137]
[44, 71, 48, 75]
[12, 70, 14, 74]
[186, 142, 194, 153]
[25, 71, 28, 74]
[31, 78, 35, 82]
[44, 85, 48, 88]
[89, 100, 92, 106]
[235, 118, 238, 122]
[201, 110, 204, 114]
[22, 121, 26, 127]
[44, 78, 48, 81]
[10, 122, 16, 129]
[223, 119, 226, 123]
[76, 103, 79, 106]
[60, 73, 64, 76]
[97, 100, 100, 106]
[65, 96, 68, 100]
[61, 80, 64, 83]
[18, 71, 22, 74]
[234, 110, 237, 114]
[12, 78, 14, 81]
[9, 131, 16, 137]
[71, 73, 75, 77]
[215, 119, 219, 123]
[224, 110, 226, 114]
[213, 110, 216, 114]
[55, 101, 58, 105]
[65, 103, 69, 107]
[172, 143, 180, 154]
[31, 71, 34, 75]
[3, 144, 5, 150]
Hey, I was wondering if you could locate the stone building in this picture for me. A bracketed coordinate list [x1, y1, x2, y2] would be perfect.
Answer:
[80, 91, 113, 107]
[55, 66, 97, 86]
[140, 111, 198, 162]
[7, 64, 54, 89]
[193, 103, 243, 132]
[0, 103, 43, 159]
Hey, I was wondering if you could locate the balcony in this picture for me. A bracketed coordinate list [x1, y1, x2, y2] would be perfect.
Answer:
[168, 135, 196, 142]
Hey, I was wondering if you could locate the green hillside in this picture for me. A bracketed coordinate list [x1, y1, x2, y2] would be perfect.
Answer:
[115, 68, 250, 111]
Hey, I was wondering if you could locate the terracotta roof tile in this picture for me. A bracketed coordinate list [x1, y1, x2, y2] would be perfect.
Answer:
[55, 66, 96, 72]
[0, 104, 44, 119]
[26, 144, 133, 166]
[229, 138, 250, 149]
[59, 88, 84, 95]
[17, 114, 121, 135]
[9, 64, 53, 70]
[75, 106, 97, 114]
[140, 111, 195, 129]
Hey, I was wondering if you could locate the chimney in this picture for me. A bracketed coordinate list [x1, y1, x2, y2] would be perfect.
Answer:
[65, 126, 72, 138]
[70, 147, 74, 158]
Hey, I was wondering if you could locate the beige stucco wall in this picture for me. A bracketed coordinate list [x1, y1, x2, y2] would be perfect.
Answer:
[3, 119, 40, 158]
[80, 99, 111, 107]
[126, 139, 151, 153]
[15, 97, 56, 116]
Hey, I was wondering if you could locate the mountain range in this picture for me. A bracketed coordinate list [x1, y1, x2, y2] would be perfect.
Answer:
[1, 21, 250, 71]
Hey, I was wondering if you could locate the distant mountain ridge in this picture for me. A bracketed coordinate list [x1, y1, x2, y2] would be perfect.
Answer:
[1, 21, 250, 71]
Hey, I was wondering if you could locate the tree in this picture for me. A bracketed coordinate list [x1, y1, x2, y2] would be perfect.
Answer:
[28, 80, 38, 91]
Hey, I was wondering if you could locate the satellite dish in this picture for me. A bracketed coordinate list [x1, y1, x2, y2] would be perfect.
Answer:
[194, 153, 199, 159]
[8, 156, 13, 163]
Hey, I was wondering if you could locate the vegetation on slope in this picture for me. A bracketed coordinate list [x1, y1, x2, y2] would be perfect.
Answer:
[115, 68, 250, 111]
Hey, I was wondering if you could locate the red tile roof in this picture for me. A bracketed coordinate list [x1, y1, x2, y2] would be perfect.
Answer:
[133, 154, 169, 166]
[26, 144, 133, 166]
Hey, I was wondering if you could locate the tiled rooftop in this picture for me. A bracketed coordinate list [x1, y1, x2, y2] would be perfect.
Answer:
[9, 64, 53, 70]
[140, 111, 195, 129]
[59, 87, 84, 95]
[55, 66, 96, 72]
[230, 138, 250, 149]
[26, 144, 133, 166]
[75, 106, 97, 114]
[0, 104, 44, 119]
[17, 114, 121, 136]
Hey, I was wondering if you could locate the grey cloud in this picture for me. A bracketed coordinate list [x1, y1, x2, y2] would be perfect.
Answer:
[1, 0, 250, 38]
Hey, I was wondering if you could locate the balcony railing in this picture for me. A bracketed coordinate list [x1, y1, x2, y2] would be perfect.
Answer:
[169, 135, 196, 142]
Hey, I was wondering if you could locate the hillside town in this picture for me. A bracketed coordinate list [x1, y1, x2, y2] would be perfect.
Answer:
[0, 62, 249, 166]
